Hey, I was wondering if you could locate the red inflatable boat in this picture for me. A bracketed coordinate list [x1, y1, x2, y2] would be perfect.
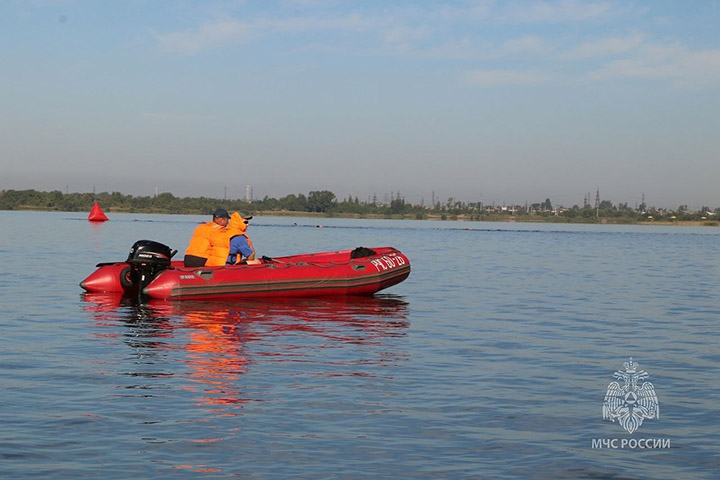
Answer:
[80, 240, 410, 301]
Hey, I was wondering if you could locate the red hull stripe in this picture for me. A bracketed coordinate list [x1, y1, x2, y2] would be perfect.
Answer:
[167, 265, 410, 299]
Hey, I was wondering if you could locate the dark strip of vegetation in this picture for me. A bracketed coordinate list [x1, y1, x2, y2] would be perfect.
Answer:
[1, 188, 718, 224]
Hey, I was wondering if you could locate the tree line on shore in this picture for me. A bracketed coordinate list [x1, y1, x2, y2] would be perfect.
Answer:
[1, 188, 718, 223]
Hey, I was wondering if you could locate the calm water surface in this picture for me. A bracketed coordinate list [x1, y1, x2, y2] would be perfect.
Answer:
[1, 211, 718, 479]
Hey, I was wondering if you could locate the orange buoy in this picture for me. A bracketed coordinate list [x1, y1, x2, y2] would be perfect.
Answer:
[88, 202, 109, 222]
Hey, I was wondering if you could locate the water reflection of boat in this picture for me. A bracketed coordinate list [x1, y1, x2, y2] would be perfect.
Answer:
[82, 293, 409, 410]
[82, 293, 410, 328]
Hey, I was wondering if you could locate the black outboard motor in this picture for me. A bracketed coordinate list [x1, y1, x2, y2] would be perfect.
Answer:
[125, 240, 177, 297]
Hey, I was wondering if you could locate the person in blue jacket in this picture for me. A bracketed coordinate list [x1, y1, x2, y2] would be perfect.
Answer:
[226, 213, 256, 264]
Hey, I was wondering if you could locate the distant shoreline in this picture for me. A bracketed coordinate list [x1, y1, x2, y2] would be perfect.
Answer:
[4, 206, 719, 227]
[253, 210, 719, 227]
[4, 189, 717, 227]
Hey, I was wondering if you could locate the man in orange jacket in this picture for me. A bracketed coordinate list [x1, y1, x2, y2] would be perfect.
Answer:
[203, 211, 258, 266]
[184, 209, 230, 267]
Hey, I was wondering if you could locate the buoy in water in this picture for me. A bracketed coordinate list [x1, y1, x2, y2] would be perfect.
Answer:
[88, 202, 109, 222]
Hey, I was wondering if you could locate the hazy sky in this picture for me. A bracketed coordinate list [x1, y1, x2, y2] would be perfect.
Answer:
[2, 1, 719, 208]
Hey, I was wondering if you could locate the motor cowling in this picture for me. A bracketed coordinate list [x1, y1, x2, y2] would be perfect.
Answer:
[127, 240, 174, 268]
[125, 240, 177, 297]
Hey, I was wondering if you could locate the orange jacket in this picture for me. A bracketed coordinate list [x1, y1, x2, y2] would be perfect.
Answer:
[205, 212, 252, 266]
[185, 221, 224, 259]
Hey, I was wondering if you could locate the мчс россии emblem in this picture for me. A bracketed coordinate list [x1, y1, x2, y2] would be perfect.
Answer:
[602, 357, 659, 434]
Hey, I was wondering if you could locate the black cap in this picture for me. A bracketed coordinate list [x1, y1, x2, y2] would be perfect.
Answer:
[213, 209, 229, 218]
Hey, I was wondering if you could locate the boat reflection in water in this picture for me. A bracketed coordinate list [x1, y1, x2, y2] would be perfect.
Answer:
[82, 293, 410, 412]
